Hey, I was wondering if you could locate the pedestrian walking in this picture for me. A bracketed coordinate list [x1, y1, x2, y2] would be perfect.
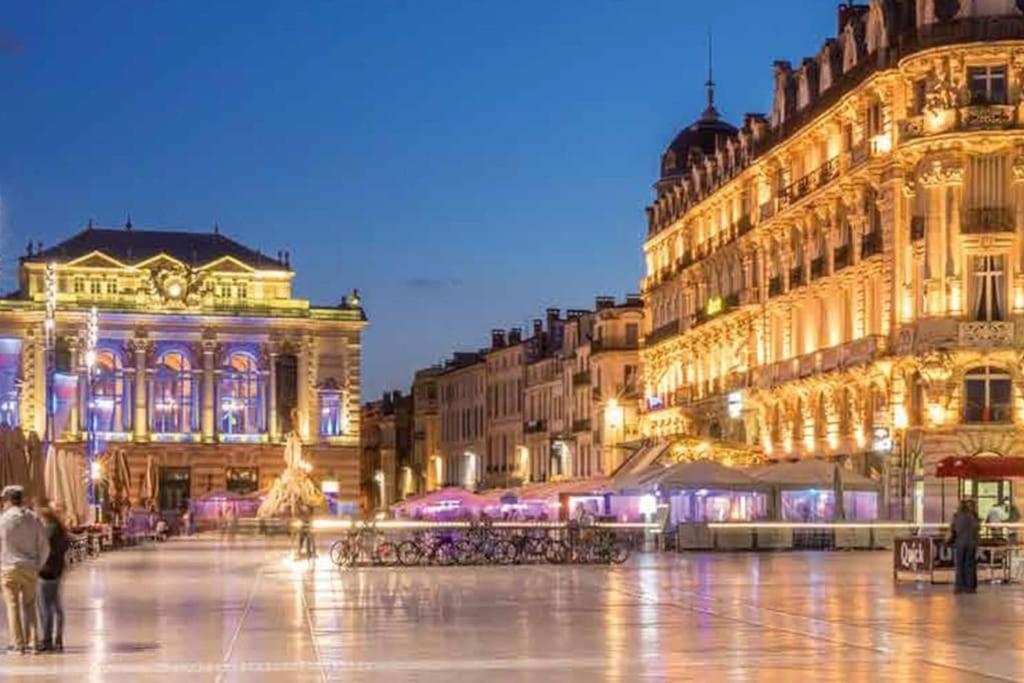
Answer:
[35, 505, 68, 653]
[0, 485, 50, 655]
[950, 498, 980, 594]
[297, 505, 315, 559]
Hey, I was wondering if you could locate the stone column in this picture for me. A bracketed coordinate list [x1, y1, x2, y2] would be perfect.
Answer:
[68, 339, 80, 439]
[132, 337, 148, 442]
[268, 349, 279, 442]
[296, 337, 309, 441]
[202, 341, 215, 443]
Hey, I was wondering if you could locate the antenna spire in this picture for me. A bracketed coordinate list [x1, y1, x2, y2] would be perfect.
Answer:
[702, 29, 718, 120]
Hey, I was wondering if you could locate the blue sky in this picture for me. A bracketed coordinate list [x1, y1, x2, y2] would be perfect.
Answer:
[0, 1, 835, 399]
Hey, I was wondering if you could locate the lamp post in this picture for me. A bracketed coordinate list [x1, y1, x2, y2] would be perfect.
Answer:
[84, 306, 99, 522]
[43, 262, 57, 451]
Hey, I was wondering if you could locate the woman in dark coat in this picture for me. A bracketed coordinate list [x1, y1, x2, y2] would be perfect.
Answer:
[36, 505, 69, 651]
[951, 499, 980, 594]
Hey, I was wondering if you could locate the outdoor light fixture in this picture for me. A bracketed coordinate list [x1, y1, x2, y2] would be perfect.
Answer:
[893, 404, 909, 430]
[638, 494, 657, 516]
[726, 391, 742, 419]
[90, 460, 102, 481]
[927, 403, 946, 426]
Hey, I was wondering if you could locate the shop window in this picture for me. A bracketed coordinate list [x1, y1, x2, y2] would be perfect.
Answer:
[219, 351, 263, 435]
[151, 349, 197, 434]
[968, 65, 1007, 105]
[963, 366, 1012, 423]
[225, 467, 258, 495]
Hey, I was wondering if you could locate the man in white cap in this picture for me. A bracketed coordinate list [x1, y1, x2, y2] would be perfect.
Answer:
[0, 485, 49, 654]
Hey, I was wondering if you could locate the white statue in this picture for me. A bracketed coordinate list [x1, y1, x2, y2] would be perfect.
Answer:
[257, 410, 325, 518]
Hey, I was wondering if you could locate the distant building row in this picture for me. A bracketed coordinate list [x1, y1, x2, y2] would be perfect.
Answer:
[360, 296, 643, 508]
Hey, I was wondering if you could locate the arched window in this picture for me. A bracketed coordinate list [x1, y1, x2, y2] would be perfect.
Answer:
[319, 381, 345, 437]
[963, 366, 1012, 424]
[90, 346, 131, 434]
[151, 349, 197, 434]
[219, 352, 264, 435]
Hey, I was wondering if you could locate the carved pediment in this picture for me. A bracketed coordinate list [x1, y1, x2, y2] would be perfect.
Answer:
[66, 251, 127, 270]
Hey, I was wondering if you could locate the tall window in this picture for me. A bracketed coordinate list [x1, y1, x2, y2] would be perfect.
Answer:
[0, 339, 20, 427]
[219, 352, 263, 435]
[91, 347, 131, 433]
[151, 350, 197, 434]
[319, 389, 343, 437]
[971, 255, 1005, 321]
[964, 366, 1012, 423]
[968, 66, 1007, 105]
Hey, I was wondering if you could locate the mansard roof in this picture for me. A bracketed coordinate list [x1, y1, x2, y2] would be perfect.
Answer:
[26, 226, 288, 271]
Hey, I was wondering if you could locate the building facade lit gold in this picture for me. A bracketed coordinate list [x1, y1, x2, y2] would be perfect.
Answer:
[640, 0, 1024, 520]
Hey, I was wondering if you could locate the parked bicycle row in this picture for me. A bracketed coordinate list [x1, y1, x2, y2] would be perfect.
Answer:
[328, 523, 632, 567]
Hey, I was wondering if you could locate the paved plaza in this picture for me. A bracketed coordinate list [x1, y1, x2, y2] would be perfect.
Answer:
[0, 537, 1022, 681]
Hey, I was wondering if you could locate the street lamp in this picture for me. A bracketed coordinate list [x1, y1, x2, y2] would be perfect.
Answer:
[84, 306, 99, 522]
[43, 262, 57, 450]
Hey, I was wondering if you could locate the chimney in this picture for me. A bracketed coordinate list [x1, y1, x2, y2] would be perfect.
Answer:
[508, 328, 522, 345]
[545, 307, 560, 321]
[491, 329, 507, 349]
[595, 296, 615, 310]
[625, 293, 643, 307]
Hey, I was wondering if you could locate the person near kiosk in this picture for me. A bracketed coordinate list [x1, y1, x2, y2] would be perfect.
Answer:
[950, 499, 980, 594]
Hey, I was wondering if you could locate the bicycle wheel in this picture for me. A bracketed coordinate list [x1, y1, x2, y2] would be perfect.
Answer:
[330, 539, 354, 567]
[544, 540, 569, 565]
[397, 541, 422, 566]
[376, 541, 399, 566]
[611, 542, 631, 565]
[454, 540, 479, 565]
[432, 540, 458, 566]
[493, 539, 517, 565]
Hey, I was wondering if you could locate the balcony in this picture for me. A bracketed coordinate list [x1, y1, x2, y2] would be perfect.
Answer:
[809, 255, 826, 281]
[524, 419, 547, 434]
[591, 339, 639, 354]
[645, 319, 679, 346]
[910, 216, 925, 241]
[958, 321, 1015, 346]
[759, 200, 776, 222]
[572, 419, 591, 433]
[768, 275, 783, 298]
[960, 104, 1014, 130]
[572, 370, 591, 386]
[861, 231, 882, 258]
[962, 207, 1013, 234]
[833, 244, 851, 271]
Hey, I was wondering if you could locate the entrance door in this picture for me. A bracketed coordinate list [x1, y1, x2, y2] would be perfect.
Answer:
[159, 466, 191, 511]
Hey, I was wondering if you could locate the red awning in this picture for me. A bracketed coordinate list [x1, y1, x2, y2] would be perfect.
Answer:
[935, 456, 1024, 479]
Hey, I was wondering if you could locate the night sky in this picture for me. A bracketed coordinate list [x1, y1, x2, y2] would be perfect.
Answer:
[0, 1, 835, 399]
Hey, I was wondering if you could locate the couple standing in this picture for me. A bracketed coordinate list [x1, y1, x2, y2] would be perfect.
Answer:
[0, 486, 67, 655]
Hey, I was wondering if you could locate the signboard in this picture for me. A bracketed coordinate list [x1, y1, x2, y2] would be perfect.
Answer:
[872, 426, 893, 454]
[706, 296, 724, 317]
[894, 537, 931, 574]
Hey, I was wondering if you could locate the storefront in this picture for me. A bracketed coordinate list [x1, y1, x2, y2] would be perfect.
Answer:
[935, 455, 1024, 521]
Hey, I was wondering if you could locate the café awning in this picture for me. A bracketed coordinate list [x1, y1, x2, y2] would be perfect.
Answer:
[935, 456, 1024, 479]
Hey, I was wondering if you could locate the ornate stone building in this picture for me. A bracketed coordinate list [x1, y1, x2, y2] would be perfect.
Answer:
[5, 224, 365, 510]
[640, 0, 1024, 521]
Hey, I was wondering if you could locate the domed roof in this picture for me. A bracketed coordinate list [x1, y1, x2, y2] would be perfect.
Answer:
[659, 68, 738, 180]
[660, 109, 737, 179]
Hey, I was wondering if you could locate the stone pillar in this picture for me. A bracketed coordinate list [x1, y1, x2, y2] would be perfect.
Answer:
[132, 337, 148, 442]
[68, 340, 80, 439]
[202, 341, 215, 443]
[296, 337, 309, 441]
[268, 349, 279, 442]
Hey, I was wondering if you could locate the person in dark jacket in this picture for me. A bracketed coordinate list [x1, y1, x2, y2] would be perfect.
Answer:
[35, 505, 68, 652]
[951, 498, 980, 594]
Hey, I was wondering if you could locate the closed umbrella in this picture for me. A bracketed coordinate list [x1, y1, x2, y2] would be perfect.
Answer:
[25, 431, 44, 502]
[833, 459, 846, 521]
[143, 455, 159, 509]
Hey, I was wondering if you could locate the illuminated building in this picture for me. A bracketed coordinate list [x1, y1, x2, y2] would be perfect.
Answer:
[640, 1, 1024, 521]
[411, 365, 443, 492]
[437, 351, 486, 490]
[359, 391, 412, 510]
[5, 223, 365, 509]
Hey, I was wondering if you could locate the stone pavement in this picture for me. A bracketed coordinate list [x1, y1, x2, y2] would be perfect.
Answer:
[0, 536, 1021, 681]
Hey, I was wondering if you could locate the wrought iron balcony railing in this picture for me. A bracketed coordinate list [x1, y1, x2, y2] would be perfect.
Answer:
[962, 207, 1013, 234]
